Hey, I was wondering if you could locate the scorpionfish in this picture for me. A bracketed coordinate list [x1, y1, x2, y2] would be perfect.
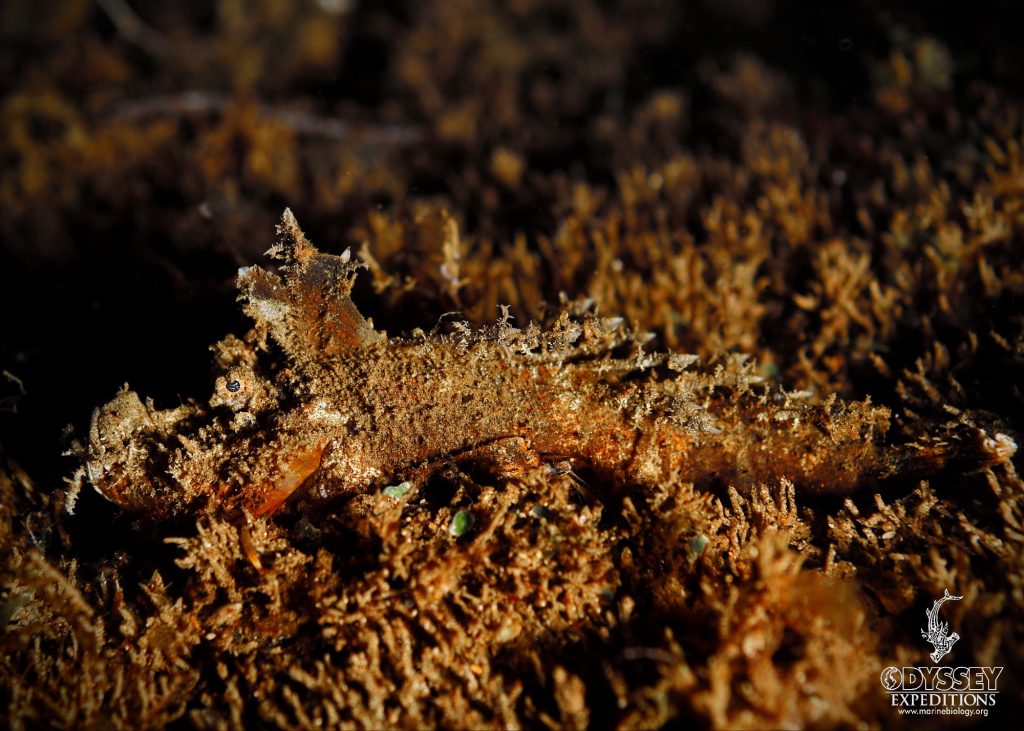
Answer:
[76, 210, 1017, 520]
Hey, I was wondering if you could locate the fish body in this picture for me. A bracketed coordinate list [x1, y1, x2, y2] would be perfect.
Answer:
[78, 211, 1016, 519]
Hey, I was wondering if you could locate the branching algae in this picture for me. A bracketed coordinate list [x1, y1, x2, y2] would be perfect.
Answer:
[74, 211, 1016, 520]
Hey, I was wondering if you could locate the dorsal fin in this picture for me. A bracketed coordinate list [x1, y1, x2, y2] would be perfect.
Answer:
[238, 209, 382, 360]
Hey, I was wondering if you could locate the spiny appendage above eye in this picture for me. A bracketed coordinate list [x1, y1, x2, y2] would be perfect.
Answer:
[236, 209, 382, 362]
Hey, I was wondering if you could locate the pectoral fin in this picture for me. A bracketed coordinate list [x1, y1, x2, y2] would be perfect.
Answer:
[247, 441, 327, 517]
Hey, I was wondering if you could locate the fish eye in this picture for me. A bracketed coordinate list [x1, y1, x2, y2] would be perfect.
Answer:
[226, 379, 242, 393]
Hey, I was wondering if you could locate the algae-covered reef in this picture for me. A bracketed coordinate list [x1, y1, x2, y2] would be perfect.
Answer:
[2, 1, 1024, 728]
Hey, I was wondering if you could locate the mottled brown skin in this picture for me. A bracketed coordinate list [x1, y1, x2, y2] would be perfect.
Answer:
[79, 211, 1017, 520]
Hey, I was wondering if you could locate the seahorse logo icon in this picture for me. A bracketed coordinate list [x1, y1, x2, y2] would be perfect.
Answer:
[921, 589, 963, 663]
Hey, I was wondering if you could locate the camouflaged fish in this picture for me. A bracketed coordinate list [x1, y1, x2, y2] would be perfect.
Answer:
[73, 210, 1018, 520]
